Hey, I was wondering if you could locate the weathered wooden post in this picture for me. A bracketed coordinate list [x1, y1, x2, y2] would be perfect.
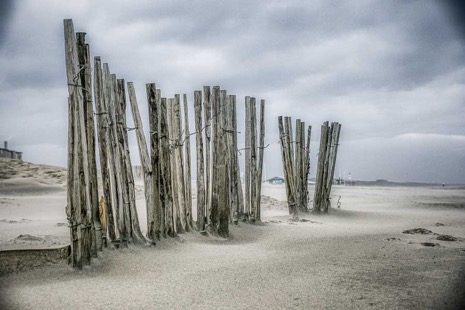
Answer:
[217, 90, 230, 237]
[295, 119, 302, 212]
[255, 100, 265, 221]
[209, 86, 220, 234]
[116, 80, 147, 244]
[183, 94, 193, 229]
[303, 125, 312, 210]
[146, 83, 160, 240]
[194, 91, 206, 232]
[203, 86, 212, 223]
[76, 33, 102, 255]
[93, 57, 117, 245]
[64, 20, 93, 268]
[244, 96, 251, 220]
[250, 98, 257, 221]
[172, 94, 189, 231]
[159, 97, 175, 237]
[313, 122, 329, 213]
[64, 20, 79, 267]
[322, 122, 341, 213]
[278, 116, 297, 218]
[230, 95, 244, 222]
[127, 82, 155, 239]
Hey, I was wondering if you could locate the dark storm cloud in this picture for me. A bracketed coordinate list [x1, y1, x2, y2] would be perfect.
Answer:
[0, 0, 14, 48]
[442, 0, 465, 40]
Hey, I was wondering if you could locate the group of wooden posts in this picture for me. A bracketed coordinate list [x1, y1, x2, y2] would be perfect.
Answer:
[278, 117, 341, 218]
[64, 19, 265, 269]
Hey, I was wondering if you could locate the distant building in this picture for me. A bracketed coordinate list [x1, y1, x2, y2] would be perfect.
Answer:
[0, 141, 22, 160]
[267, 176, 285, 185]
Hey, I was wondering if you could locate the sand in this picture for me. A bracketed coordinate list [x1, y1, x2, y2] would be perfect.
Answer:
[0, 158, 464, 309]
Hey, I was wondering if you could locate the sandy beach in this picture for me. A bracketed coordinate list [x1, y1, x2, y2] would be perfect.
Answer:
[0, 158, 464, 309]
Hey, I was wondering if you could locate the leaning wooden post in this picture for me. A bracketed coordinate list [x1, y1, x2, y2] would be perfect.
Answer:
[328, 123, 341, 195]
[255, 100, 265, 221]
[146, 83, 161, 240]
[324, 122, 341, 213]
[203, 86, 212, 224]
[127, 82, 153, 237]
[321, 123, 332, 213]
[117, 80, 148, 244]
[278, 116, 297, 218]
[93, 57, 117, 244]
[194, 91, 206, 232]
[183, 94, 193, 230]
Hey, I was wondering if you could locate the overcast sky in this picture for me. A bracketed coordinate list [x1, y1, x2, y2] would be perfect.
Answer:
[1, 0, 464, 184]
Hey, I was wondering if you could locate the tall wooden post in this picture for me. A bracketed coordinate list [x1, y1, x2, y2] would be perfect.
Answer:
[93, 57, 116, 244]
[217, 90, 229, 237]
[313, 122, 329, 213]
[101, 65, 121, 242]
[159, 97, 174, 237]
[203, 86, 211, 224]
[64, 19, 79, 266]
[255, 100, 265, 221]
[209, 86, 220, 234]
[76, 33, 102, 255]
[75, 33, 93, 265]
[183, 94, 193, 230]
[146, 83, 161, 240]
[250, 98, 257, 221]
[302, 124, 311, 211]
[171, 95, 187, 232]
[194, 91, 206, 231]
[244, 96, 251, 220]
[231, 95, 244, 221]
[295, 119, 302, 212]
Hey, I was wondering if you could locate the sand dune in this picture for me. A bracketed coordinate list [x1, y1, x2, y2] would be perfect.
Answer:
[0, 158, 464, 309]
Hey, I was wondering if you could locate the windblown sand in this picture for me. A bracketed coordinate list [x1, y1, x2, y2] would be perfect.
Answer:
[0, 158, 464, 309]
